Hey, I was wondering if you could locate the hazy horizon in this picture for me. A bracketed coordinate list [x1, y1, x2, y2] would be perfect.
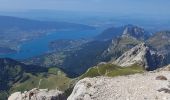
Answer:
[0, 0, 170, 19]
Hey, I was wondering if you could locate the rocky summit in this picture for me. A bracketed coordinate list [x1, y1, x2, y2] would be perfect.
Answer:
[8, 88, 66, 100]
[68, 66, 170, 100]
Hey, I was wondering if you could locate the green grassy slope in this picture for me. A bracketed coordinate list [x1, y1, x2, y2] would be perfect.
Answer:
[80, 63, 144, 79]
[1, 59, 145, 100]
[0, 65, 72, 100]
[10, 67, 72, 93]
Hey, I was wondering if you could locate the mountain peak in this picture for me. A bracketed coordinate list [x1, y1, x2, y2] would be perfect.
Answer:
[122, 25, 149, 40]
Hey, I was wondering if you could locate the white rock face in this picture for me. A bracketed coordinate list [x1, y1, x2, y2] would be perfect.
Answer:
[68, 71, 170, 100]
[8, 88, 66, 100]
[8, 92, 22, 100]
[114, 43, 151, 69]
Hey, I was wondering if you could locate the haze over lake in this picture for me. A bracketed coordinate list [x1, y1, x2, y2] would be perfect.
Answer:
[0, 29, 101, 59]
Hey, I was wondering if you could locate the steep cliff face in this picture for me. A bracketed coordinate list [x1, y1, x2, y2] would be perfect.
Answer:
[8, 88, 66, 100]
[68, 69, 170, 100]
[147, 31, 170, 66]
[113, 43, 163, 70]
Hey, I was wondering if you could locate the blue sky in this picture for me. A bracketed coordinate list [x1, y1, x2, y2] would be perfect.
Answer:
[0, 0, 170, 16]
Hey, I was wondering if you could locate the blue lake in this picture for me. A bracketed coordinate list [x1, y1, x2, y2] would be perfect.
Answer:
[0, 29, 101, 60]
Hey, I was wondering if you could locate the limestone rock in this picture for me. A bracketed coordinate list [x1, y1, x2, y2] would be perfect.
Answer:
[68, 71, 170, 100]
[114, 43, 151, 69]
[8, 88, 66, 100]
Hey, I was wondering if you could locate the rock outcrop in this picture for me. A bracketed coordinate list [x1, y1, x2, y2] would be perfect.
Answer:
[114, 43, 150, 68]
[68, 70, 170, 100]
[113, 43, 162, 70]
[8, 88, 66, 100]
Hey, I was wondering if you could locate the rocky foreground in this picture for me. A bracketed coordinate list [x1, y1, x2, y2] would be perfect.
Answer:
[68, 66, 170, 100]
[8, 88, 66, 100]
[9, 65, 170, 100]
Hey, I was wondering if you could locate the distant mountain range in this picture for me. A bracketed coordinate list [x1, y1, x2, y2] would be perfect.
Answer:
[24, 24, 170, 77]
[1, 23, 170, 99]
